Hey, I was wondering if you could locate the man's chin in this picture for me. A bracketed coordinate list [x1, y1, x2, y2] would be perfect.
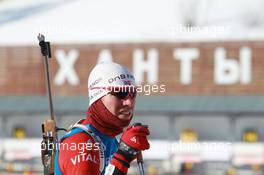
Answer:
[118, 113, 132, 120]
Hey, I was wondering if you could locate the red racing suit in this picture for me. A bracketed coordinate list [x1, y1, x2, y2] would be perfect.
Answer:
[54, 120, 130, 175]
[55, 100, 150, 175]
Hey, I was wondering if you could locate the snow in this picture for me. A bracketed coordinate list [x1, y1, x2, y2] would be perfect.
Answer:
[0, 0, 263, 45]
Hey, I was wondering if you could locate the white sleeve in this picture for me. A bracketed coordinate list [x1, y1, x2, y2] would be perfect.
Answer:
[104, 163, 127, 175]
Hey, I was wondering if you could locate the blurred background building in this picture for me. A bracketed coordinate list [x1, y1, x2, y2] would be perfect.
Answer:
[0, 0, 264, 174]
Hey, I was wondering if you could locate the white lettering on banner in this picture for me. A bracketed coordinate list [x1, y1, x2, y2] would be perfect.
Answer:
[54, 49, 80, 86]
[173, 48, 199, 85]
[240, 47, 251, 84]
[214, 47, 251, 85]
[133, 49, 158, 84]
[97, 49, 113, 63]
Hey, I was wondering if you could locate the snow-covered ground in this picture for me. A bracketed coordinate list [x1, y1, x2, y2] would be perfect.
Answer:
[0, 0, 263, 45]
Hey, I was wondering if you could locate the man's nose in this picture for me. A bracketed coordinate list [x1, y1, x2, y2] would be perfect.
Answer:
[122, 97, 134, 106]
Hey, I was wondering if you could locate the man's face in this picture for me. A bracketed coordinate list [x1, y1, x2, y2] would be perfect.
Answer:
[101, 90, 136, 120]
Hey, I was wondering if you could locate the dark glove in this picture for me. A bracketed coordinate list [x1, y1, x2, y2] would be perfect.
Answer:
[110, 124, 150, 174]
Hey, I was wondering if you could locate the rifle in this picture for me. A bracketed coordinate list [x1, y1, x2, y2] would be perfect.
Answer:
[38, 34, 59, 175]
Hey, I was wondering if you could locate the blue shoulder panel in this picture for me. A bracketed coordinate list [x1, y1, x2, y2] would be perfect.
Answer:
[54, 124, 118, 175]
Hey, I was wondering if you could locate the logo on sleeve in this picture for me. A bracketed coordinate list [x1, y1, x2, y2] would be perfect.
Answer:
[70, 153, 99, 165]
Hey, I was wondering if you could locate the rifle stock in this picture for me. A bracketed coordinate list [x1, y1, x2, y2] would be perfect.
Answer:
[42, 119, 57, 175]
